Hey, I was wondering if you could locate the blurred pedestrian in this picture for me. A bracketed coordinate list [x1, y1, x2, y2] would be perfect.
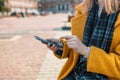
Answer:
[46, 0, 120, 80]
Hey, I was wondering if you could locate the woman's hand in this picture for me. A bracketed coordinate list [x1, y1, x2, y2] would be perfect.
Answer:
[46, 38, 63, 52]
[61, 35, 88, 56]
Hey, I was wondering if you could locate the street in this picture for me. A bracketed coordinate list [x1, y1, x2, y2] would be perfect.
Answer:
[0, 13, 69, 33]
[0, 13, 71, 80]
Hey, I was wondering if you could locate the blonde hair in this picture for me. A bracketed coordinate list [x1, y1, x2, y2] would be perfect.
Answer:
[82, 0, 119, 14]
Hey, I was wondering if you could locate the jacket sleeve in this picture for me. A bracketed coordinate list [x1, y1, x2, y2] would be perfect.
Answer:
[87, 13, 120, 79]
[87, 44, 120, 79]
[53, 39, 72, 59]
[53, 3, 84, 59]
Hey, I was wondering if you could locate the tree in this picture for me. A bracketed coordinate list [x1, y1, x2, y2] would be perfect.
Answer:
[0, 0, 4, 6]
[2, 5, 8, 12]
[0, 0, 8, 13]
[0, 0, 5, 12]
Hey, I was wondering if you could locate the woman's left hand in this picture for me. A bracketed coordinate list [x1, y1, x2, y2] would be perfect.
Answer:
[60, 35, 88, 56]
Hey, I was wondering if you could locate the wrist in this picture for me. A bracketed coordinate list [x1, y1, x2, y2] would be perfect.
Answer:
[83, 47, 90, 58]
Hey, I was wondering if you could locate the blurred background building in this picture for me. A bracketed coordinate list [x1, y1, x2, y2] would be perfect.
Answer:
[7, 0, 38, 13]
[0, 0, 82, 17]
[5, 0, 38, 17]
[38, 0, 82, 13]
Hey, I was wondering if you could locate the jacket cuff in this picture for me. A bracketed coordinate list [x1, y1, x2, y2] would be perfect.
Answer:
[53, 39, 70, 59]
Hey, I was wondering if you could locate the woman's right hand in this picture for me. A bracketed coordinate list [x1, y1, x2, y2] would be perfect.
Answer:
[46, 38, 63, 52]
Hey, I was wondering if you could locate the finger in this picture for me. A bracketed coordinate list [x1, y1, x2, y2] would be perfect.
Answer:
[48, 46, 57, 51]
[60, 35, 73, 40]
[67, 45, 76, 49]
[54, 47, 59, 51]
[47, 43, 63, 51]
[46, 39, 51, 42]
[47, 43, 51, 47]
[67, 42, 76, 46]
[50, 44, 57, 50]
[59, 48, 63, 50]
[46, 39, 54, 42]
[46, 38, 59, 43]
[47, 43, 54, 49]
[67, 38, 76, 42]
[51, 45, 56, 49]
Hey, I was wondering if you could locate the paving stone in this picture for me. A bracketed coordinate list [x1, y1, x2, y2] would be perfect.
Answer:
[36, 31, 71, 80]
[0, 13, 71, 80]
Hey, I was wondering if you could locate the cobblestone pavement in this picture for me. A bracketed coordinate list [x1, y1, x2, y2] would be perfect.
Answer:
[0, 32, 55, 80]
[36, 31, 71, 80]
[0, 13, 71, 80]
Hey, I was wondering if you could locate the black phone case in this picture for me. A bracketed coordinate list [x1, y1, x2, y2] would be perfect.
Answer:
[34, 36, 63, 56]
[34, 36, 63, 48]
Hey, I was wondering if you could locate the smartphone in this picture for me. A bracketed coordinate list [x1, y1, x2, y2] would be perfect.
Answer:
[34, 36, 63, 56]
[34, 36, 63, 48]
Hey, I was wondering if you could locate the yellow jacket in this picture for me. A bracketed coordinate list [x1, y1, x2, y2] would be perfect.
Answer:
[54, 4, 120, 80]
